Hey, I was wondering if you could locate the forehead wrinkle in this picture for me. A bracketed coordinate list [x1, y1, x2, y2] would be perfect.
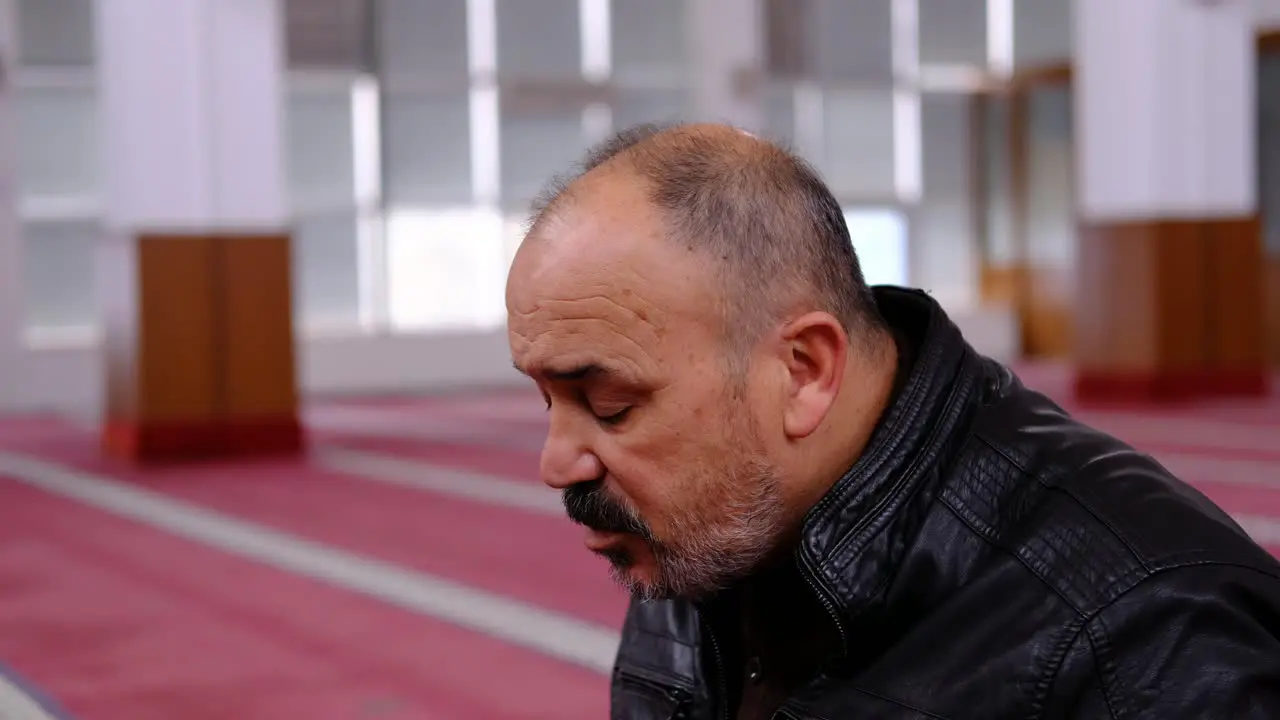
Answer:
[536, 291, 665, 324]
[515, 310, 664, 376]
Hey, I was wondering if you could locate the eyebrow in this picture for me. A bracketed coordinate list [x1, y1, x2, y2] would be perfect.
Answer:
[514, 361, 629, 384]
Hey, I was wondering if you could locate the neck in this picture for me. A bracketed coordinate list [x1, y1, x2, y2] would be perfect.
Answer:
[787, 330, 901, 529]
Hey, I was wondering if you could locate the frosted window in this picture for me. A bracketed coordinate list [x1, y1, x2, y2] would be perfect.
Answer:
[612, 89, 688, 132]
[921, 94, 970, 196]
[1014, 0, 1071, 69]
[611, 0, 686, 84]
[286, 86, 356, 211]
[496, 0, 581, 79]
[919, 0, 988, 67]
[284, 0, 373, 71]
[16, 0, 95, 67]
[765, 0, 894, 81]
[382, 93, 473, 207]
[1026, 85, 1075, 268]
[386, 209, 508, 330]
[844, 209, 908, 287]
[983, 96, 1017, 264]
[762, 82, 798, 147]
[915, 93, 977, 303]
[809, 0, 894, 82]
[819, 89, 896, 199]
[293, 212, 363, 329]
[499, 109, 586, 211]
[23, 219, 99, 330]
[15, 86, 99, 200]
[377, 0, 469, 84]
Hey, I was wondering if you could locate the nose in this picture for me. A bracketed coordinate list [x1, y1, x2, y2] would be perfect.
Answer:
[540, 409, 603, 490]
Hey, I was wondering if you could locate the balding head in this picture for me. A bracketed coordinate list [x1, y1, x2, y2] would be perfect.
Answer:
[522, 122, 887, 363]
[506, 122, 900, 601]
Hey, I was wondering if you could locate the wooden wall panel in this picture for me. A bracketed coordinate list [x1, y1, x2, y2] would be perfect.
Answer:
[1075, 222, 1159, 373]
[220, 234, 298, 418]
[1074, 218, 1267, 402]
[136, 236, 220, 421]
[102, 232, 302, 462]
[1022, 266, 1074, 359]
[219, 234, 303, 454]
[1202, 218, 1267, 375]
[978, 264, 1023, 305]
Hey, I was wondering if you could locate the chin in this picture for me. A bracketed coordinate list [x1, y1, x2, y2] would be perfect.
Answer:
[601, 543, 665, 599]
[612, 567, 670, 602]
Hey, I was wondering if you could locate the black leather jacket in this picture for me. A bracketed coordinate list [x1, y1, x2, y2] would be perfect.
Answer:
[610, 287, 1280, 719]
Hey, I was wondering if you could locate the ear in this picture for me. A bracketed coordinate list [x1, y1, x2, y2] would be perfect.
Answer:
[777, 311, 848, 439]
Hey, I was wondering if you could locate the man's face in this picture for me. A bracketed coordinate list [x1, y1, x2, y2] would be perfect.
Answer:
[506, 178, 788, 601]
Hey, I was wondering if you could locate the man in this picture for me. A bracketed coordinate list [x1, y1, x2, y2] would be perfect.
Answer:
[505, 122, 1280, 719]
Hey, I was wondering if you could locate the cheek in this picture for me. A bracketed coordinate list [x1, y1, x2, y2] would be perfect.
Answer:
[601, 385, 737, 518]
[596, 436, 697, 525]
[605, 440, 731, 525]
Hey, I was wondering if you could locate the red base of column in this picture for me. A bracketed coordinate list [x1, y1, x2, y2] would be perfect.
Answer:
[103, 415, 305, 464]
[1073, 369, 1271, 406]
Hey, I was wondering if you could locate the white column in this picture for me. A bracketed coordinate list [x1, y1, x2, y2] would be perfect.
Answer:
[95, 0, 287, 233]
[0, 0, 23, 410]
[687, 0, 765, 130]
[1075, 0, 1255, 222]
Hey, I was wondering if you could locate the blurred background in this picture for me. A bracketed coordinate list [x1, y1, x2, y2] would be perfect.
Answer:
[0, 1, 1276, 718]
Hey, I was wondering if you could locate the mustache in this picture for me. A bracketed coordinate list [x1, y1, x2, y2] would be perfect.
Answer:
[562, 480, 649, 537]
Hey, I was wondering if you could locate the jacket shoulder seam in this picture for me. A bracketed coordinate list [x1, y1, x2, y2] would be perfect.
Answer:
[977, 433, 1156, 581]
[937, 492, 1086, 616]
[1084, 616, 1124, 719]
[939, 435, 1148, 615]
[976, 433, 1151, 572]
[1063, 561, 1280, 720]
[1028, 617, 1090, 720]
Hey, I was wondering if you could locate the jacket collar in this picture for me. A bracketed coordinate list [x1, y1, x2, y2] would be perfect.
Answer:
[795, 286, 986, 650]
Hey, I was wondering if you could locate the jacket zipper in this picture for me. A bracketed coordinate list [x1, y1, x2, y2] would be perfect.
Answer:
[826, 375, 968, 564]
[796, 375, 969, 656]
[798, 549, 848, 649]
[706, 626, 730, 720]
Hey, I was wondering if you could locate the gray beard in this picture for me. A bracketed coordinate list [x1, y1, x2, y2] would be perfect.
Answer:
[611, 457, 787, 602]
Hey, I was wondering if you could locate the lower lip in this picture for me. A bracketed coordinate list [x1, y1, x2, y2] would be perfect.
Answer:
[584, 528, 624, 551]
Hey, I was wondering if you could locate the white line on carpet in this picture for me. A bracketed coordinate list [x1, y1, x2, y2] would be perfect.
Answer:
[307, 410, 547, 452]
[0, 451, 620, 675]
[1074, 413, 1280, 455]
[0, 675, 63, 720]
[317, 448, 562, 515]
[1237, 515, 1280, 547]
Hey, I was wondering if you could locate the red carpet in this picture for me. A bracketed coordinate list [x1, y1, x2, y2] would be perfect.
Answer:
[0, 363, 1277, 718]
[0, 477, 607, 720]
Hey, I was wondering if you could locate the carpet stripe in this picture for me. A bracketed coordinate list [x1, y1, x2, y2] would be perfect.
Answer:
[0, 479, 610, 718]
[317, 448, 560, 514]
[0, 667, 68, 720]
[0, 451, 621, 676]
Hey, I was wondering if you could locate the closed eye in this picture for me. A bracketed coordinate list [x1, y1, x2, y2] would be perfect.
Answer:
[594, 406, 631, 426]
